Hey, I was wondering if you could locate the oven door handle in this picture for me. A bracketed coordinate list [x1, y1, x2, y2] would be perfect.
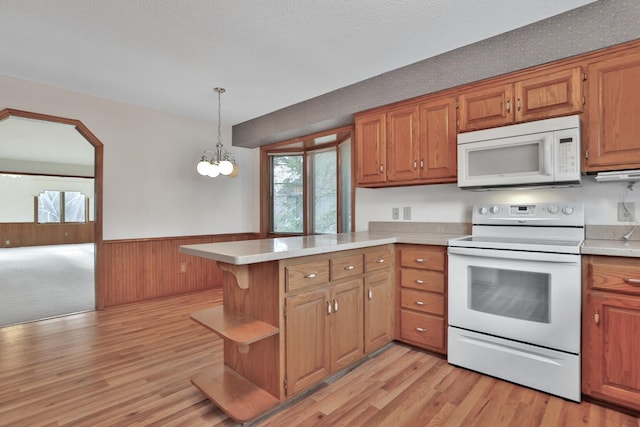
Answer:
[448, 246, 580, 263]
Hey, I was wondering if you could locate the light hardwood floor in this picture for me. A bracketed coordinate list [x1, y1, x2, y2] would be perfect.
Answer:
[1, 289, 638, 427]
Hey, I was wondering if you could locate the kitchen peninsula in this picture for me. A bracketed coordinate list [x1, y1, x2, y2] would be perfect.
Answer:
[179, 228, 462, 423]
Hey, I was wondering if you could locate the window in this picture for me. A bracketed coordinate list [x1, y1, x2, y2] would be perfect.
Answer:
[37, 190, 87, 224]
[264, 126, 353, 236]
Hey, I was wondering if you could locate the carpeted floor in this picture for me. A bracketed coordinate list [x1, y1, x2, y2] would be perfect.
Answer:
[0, 243, 95, 326]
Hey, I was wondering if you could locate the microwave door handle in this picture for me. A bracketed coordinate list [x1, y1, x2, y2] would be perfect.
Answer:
[543, 137, 553, 176]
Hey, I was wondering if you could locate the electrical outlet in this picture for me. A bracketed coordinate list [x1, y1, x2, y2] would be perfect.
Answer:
[392, 207, 400, 220]
[403, 206, 411, 220]
[4, 240, 9, 246]
[618, 202, 636, 222]
[179, 262, 187, 273]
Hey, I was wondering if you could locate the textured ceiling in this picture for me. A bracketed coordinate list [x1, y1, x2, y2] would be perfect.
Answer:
[0, 0, 596, 131]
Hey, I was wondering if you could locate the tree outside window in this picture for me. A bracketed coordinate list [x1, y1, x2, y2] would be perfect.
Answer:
[37, 190, 87, 224]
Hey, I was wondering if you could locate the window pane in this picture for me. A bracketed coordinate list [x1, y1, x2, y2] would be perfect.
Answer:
[64, 191, 86, 223]
[271, 155, 304, 233]
[339, 139, 352, 232]
[37, 190, 61, 223]
[310, 150, 337, 234]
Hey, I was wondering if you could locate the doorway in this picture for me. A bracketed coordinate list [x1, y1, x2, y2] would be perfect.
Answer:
[0, 109, 104, 326]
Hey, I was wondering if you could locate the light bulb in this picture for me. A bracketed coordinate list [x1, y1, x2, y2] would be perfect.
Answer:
[207, 163, 220, 177]
[196, 160, 211, 175]
[229, 164, 240, 177]
[218, 160, 234, 175]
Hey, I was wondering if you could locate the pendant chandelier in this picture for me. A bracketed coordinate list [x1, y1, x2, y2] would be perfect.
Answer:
[196, 87, 239, 178]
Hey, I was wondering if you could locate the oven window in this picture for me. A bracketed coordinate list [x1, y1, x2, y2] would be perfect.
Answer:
[468, 266, 550, 323]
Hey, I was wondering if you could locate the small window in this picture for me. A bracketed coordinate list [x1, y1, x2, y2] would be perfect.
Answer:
[37, 190, 87, 224]
[271, 155, 304, 234]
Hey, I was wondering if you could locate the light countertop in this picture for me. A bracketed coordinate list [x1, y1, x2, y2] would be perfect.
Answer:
[179, 230, 466, 265]
[581, 239, 640, 258]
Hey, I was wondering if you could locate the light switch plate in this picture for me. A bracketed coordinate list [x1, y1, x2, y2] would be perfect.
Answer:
[392, 207, 400, 220]
[403, 206, 411, 220]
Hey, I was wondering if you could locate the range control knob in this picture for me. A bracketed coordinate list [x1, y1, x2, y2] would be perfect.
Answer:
[478, 207, 488, 215]
[548, 205, 560, 214]
[490, 205, 500, 214]
[562, 206, 575, 215]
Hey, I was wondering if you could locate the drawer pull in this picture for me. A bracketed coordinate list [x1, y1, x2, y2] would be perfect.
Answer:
[327, 301, 332, 315]
[416, 327, 427, 332]
[368, 289, 373, 300]
[594, 309, 600, 325]
[334, 299, 339, 312]
[415, 258, 426, 263]
[305, 273, 317, 279]
[376, 258, 385, 264]
[624, 278, 640, 286]
[415, 279, 425, 285]
[344, 265, 355, 270]
[415, 301, 425, 306]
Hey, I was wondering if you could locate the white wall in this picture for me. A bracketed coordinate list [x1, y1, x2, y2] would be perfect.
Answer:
[355, 176, 640, 231]
[0, 75, 259, 240]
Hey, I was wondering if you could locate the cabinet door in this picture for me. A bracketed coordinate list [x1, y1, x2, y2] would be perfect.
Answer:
[584, 292, 640, 410]
[585, 50, 640, 171]
[285, 288, 330, 396]
[355, 111, 387, 185]
[514, 66, 583, 122]
[418, 96, 457, 181]
[330, 278, 364, 372]
[364, 270, 393, 353]
[458, 83, 514, 132]
[386, 105, 420, 182]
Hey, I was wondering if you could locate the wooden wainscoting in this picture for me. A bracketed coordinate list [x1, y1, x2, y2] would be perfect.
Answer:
[102, 233, 258, 307]
[0, 221, 95, 247]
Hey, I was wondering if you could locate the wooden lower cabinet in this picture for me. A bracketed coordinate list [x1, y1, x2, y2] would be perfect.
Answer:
[582, 255, 640, 412]
[364, 270, 393, 353]
[395, 244, 447, 354]
[283, 245, 393, 397]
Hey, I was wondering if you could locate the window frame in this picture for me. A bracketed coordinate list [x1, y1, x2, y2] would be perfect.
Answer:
[35, 190, 89, 225]
[260, 126, 354, 237]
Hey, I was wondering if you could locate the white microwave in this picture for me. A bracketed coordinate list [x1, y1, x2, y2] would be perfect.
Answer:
[457, 115, 581, 189]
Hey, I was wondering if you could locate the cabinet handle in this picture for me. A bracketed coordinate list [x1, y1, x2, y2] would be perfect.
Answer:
[344, 265, 355, 270]
[420, 160, 424, 169]
[413, 160, 417, 169]
[379, 164, 384, 173]
[415, 301, 425, 306]
[506, 99, 511, 113]
[416, 327, 427, 332]
[327, 301, 332, 315]
[624, 278, 640, 286]
[305, 273, 317, 279]
[415, 258, 426, 263]
[594, 309, 600, 325]
[376, 258, 385, 264]
[368, 289, 373, 300]
[415, 279, 425, 285]
[334, 299, 339, 312]
[517, 98, 521, 111]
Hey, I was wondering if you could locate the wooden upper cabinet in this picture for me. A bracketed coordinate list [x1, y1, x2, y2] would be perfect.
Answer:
[585, 48, 640, 171]
[458, 66, 584, 133]
[355, 111, 386, 185]
[458, 83, 513, 132]
[515, 66, 583, 122]
[418, 95, 457, 180]
[386, 104, 420, 182]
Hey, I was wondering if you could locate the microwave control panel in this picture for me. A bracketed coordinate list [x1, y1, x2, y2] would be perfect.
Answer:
[554, 129, 580, 180]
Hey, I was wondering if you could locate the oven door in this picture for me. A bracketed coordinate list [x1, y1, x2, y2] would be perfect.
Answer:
[448, 246, 581, 353]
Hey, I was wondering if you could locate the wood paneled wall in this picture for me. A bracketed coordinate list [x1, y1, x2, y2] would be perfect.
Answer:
[0, 222, 95, 247]
[102, 233, 259, 307]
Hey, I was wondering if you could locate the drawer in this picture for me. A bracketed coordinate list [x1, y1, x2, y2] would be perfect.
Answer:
[286, 260, 330, 292]
[399, 246, 444, 271]
[589, 258, 640, 296]
[365, 249, 393, 272]
[400, 309, 444, 350]
[331, 254, 364, 281]
[400, 289, 444, 316]
[400, 269, 445, 293]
